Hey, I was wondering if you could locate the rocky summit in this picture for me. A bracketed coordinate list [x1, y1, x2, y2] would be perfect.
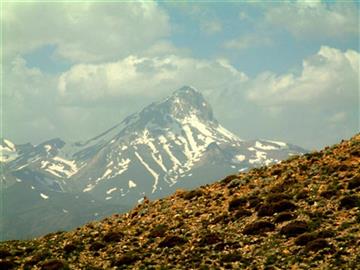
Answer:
[1, 134, 359, 269]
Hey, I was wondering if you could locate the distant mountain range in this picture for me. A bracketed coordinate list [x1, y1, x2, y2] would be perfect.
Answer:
[0, 86, 306, 240]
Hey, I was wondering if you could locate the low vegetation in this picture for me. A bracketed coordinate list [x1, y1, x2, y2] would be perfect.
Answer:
[0, 134, 359, 269]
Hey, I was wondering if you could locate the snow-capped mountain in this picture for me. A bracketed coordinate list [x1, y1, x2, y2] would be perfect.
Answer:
[1, 86, 306, 240]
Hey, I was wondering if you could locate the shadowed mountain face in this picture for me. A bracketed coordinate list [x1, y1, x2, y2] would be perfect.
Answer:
[1, 135, 358, 269]
[0, 86, 306, 240]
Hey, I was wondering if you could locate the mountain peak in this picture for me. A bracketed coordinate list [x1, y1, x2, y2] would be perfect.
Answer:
[130, 86, 215, 130]
[164, 85, 215, 122]
[170, 85, 201, 102]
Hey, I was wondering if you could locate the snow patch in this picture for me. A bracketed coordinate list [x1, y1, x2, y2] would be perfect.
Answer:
[128, 180, 137, 188]
[106, 161, 114, 167]
[182, 125, 199, 154]
[102, 168, 112, 179]
[255, 141, 277, 150]
[40, 193, 49, 199]
[15, 164, 28, 170]
[53, 156, 78, 177]
[249, 150, 267, 164]
[135, 152, 159, 193]
[138, 197, 144, 204]
[217, 125, 241, 141]
[235, 154, 246, 162]
[0, 140, 18, 162]
[3, 139, 15, 151]
[266, 140, 287, 147]
[83, 183, 95, 192]
[106, 187, 117, 194]
[159, 135, 181, 169]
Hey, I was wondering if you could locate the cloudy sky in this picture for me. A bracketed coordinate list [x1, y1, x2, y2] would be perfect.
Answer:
[1, 0, 359, 149]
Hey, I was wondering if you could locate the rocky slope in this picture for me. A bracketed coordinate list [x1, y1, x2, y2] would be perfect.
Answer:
[1, 134, 359, 269]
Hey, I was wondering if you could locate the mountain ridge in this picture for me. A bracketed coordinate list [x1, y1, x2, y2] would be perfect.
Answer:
[1, 86, 306, 240]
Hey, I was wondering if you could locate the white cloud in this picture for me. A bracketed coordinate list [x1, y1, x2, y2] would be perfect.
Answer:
[142, 40, 191, 57]
[57, 55, 248, 105]
[4, 46, 358, 149]
[200, 20, 222, 35]
[246, 46, 359, 106]
[223, 34, 273, 50]
[5, 57, 56, 101]
[2, 57, 59, 142]
[2, 1, 170, 62]
[329, 112, 347, 124]
[264, 1, 358, 39]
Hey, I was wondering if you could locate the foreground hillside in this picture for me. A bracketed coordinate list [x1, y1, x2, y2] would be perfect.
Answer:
[1, 135, 359, 269]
